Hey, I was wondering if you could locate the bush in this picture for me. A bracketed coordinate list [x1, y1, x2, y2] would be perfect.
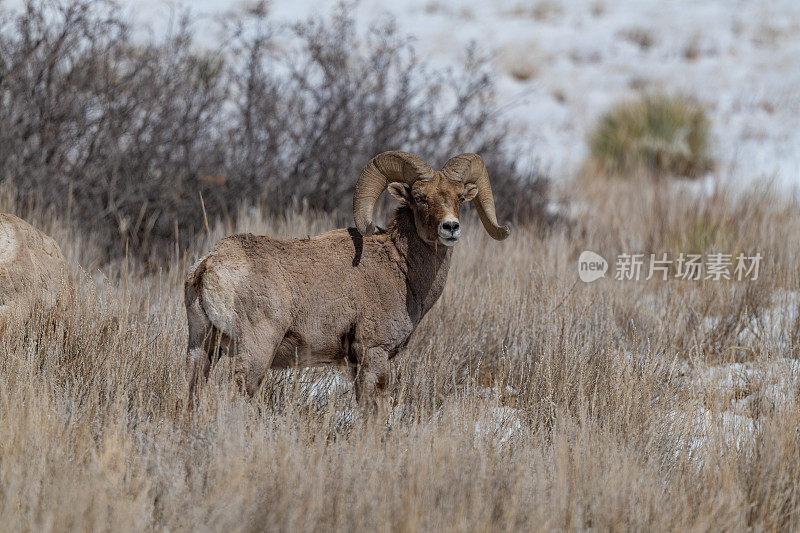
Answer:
[587, 94, 711, 179]
[0, 0, 548, 264]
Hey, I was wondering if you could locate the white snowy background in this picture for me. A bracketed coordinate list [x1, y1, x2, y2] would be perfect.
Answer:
[98, 0, 800, 189]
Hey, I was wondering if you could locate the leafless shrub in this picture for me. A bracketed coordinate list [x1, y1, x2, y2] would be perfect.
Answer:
[0, 0, 548, 264]
[0, 1, 230, 259]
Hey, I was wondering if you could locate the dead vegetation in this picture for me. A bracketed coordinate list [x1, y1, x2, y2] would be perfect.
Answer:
[0, 0, 547, 264]
[0, 174, 799, 530]
[586, 94, 711, 180]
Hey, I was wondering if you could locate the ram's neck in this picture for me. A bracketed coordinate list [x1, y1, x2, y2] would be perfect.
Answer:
[388, 206, 452, 322]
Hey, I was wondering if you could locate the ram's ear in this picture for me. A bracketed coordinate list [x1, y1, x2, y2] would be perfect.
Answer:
[387, 183, 412, 205]
[462, 183, 479, 202]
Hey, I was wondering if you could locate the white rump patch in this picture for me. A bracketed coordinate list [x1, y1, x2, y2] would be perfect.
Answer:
[200, 261, 251, 338]
[0, 224, 19, 266]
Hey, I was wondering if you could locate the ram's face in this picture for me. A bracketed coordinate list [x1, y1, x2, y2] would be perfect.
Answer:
[390, 174, 479, 247]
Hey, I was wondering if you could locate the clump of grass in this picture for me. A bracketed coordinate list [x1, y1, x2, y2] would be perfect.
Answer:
[587, 94, 712, 179]
[499, 42, 541, 82]
[618, 27, 656, 50]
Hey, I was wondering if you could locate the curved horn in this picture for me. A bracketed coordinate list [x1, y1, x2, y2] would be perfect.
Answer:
[442, 153, 510, 240]
[353, 151, 433, 236]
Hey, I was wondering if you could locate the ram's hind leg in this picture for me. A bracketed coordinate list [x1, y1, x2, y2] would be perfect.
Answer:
[186, 295, 215, 406]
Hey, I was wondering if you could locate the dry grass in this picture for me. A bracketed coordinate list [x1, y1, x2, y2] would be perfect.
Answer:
[498, 42, 542, 82]
[1, 177, 800, 531]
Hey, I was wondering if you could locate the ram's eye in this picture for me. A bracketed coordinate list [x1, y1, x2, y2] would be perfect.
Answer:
[415, 197, 428, 207]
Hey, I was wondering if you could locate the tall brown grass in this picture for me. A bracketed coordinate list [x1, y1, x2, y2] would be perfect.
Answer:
[0, 177, 799, 531]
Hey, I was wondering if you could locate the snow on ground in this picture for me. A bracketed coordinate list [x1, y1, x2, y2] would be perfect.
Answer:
[698, 358, 800, 412]
[669, 407, 756, 457]
[670, 356, 800, 457]
[474, 406, 523, 444]
[298, 372, 525, 442]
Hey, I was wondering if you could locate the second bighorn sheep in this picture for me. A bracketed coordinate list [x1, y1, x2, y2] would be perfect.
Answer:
[184, 151, 510, 404]
[0, 214, 71, 327]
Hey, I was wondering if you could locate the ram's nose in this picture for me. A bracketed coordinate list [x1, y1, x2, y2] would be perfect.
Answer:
[441, 220, 459, 234]
[438, 219, 461, 246]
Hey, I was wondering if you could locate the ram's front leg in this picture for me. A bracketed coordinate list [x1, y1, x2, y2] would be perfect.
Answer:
[352, 346, 389, 416]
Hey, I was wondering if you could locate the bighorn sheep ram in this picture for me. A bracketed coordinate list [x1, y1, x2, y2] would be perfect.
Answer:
[185, 151, 509, 404]
[0, 214, 71, 326]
